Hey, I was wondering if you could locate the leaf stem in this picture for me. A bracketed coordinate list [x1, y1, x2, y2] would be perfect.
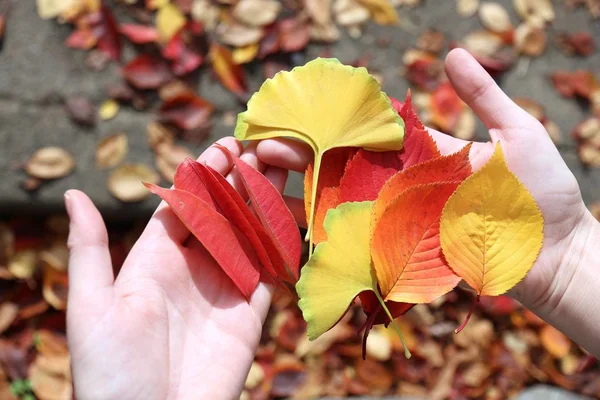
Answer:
[374, 290, 411, 359]
[305, 153, 322, 256]
[455, 294, 480, 334]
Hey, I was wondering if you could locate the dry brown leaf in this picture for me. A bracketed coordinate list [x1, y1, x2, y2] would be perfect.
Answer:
[107, 164, 160, 202]
[453, 318, 494, 349]
[217, 21, 263, 47]
[295, 317, 353, 357]
[544, 120, 563, 144]
[147, 121, 175, 150]
[453, 108, 476, 140]
[159, 80, 195, 102]
[462, 362, 491, 387]
[560, 354, 579, 375]
[514, 97, 545, 121]
[154, 143, 195, 183]
[8, 249, 37, 279]
[64, 96, 96, 126]
[25, 147, 75, 180]
[478, 2, 512, 32]
[540, 325, 571, 358]
[98, 99, 119, 121]
[365, 326, 392, 361]
[0, 303, 18, 334]
[233, 0, 281, 27]
[513, 0, 554, 25]
[29, 354, 72, 400]
[416, 29, 445, 54]
[36, 0, 78, 19]
[96, 133, 128, 169]
[42, 267, 68, 310]
[461, 30, 504, 57]
[304, 0, 333, 25]
[334, 0, 370, 26]
[579, 144, 600, 167]
[309, 21, 341, 42]
[415, 340, 444, 367]
[355, 358, 393, 394]
[514, 22, 546, 56]
[244, 362, 265, 390]
[191, 0, 219, 31]
[429, 346, 478, 400]
[357, 0, 399, 25]
[39, 243, 69, 272]
[0, 223, 14, 269]
[35, 330, 69, 356]
[457, 0, 480, 17]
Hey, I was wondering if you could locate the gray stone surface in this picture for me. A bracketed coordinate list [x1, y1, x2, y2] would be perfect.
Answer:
[1, 0, 599, 222]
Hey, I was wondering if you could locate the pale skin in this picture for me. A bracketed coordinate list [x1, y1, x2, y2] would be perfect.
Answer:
[66, 49, 600, 400]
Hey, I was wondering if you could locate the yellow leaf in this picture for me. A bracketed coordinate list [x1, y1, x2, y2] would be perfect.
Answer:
[440, 143, 544, 296]
[156, 3, 186, 42]
[232, 44, 259, 64]
[296, 201, 376, 340]
[36, 0, 78, 19]
[235, 58, 405, 246]
[98, 100, 120, 121]
[357, 0, 400, 25]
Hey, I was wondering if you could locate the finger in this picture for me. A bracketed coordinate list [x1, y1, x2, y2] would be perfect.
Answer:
[264, 166, 288, 194]
[283, 195, 307, 228]
[426, 127, 470, 155]
[65, 190, 114, 299]
[256, 138, 313, 172]
[226, 142, 266, 195]
[445, 48, 536, 135]
[141, 136, 243, 244]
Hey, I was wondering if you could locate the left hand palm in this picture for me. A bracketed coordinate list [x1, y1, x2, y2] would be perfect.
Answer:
[66, 138, 283, 400]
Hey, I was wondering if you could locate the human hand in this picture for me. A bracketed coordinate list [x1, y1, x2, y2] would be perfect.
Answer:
[66, 138, 286, 400]
[256, 49, 599, 355]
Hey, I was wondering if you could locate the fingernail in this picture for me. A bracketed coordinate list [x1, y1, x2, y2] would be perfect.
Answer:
[64, 190, 74, 216]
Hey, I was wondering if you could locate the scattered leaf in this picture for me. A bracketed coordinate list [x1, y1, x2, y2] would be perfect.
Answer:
[42, 267, 68, 310]
[555, 32, 595, 57]
[457, 0, 480, 17]
[29, 354, 72, 400]
[96, 133, 128, 169]
[123, 54, 172, 89]
[154, 143, 194, 183]
[36, 0, 77, 19]
[107, 164, 160, 202]
[119, 23, 159, 44]
[98, 99, 120, 120]
[357, 0, 399, 25]
[210, 43, 248, 98]
[0, 303, 18, 334]
[513, 0, 554, 25]
[64, 96, 96, 126]
[156, 3, 186, 42]
[514, 22, 546, 56]
[25, 147, 75, 180]
[478, 2, 512, 33]
[540, 325, 571, 358]
[160, 93, 213, 131]
[233, 0, 281, 27]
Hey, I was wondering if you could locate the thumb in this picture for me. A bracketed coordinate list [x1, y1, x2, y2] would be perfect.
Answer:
[65, 190, 114, 303]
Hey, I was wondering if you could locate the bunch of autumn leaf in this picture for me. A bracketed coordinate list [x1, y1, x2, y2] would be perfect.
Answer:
[149, 58, 545, 358]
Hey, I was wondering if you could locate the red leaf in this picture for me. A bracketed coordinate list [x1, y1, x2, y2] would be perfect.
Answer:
[279, 17, 310, 53]
[179, 160, 289, 284]
[550, 70, 598, 99]
[304, 148, 357, 244]
[393, 91, 441, 168]
[219, 146, 302, 280]
[405, 58, 442, 91]
[120, 24, 160, 44]
[144, 183, 261, 300]
[97, 6, 122, 61]
[337, 150, 404, 203]
[160, 93, 213, 131]
[123, 54, 172, 89]
[210, 43, 247, 98]
[66, 28, 97, 50]
[173, 158, 218, 208]
[430, 82, 465, 133]
[259, 25, 281, 59]
[163, 32, 204, 76]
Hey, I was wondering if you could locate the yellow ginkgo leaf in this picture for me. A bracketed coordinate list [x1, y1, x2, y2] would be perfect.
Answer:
[357, 0, 400, 25]
[235, 58, 405, 246]
[440, 142, 544, 297]
[156, 3, 186, 42]
[297, 201, 376, 340]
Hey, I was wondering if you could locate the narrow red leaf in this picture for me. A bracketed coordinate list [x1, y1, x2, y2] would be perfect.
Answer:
[160, 93, 213, 131]
[66, 28, 97, 50]
[173, 158, 218, 209]
[144, 183, 260, 300]
[218, 146, 302, 280]
[97, 6, 122, 61]
[123, 54, 172, 89]
[120, 24, 160, 44]
[184, 160, 290, 284]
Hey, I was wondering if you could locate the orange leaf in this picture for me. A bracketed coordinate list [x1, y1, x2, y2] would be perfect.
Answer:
[210, 43, 248, 98]
[371, 183, 462, 303]
[373, 143, 472, 222]
[430, 82, 465, 133]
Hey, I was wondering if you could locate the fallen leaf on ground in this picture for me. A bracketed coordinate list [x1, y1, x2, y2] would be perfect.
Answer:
[478, 2, 512, 33]
[98, 99, 120, 120]
[96, 133, 128, 169]
[107, 164, 160, 202]
[160, 93, 213, 131]
[210, 43, 248, 99]
[64, 96, 96, 126]
[156, 2, 186, 42]
[540, 325, 571, 359]
[42, 267, 68, 310]
[123, 54, 172, 89]
[0, 303, 18, 334]
[25, 147, 75, 180]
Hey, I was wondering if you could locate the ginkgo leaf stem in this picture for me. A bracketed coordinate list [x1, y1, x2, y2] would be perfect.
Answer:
[305, 152, 323, 256]
[374, 290, 411, 359]
[455, 294, 480, 334]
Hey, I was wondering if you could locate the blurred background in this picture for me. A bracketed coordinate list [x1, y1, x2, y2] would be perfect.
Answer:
[0, 0, 599, 399]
